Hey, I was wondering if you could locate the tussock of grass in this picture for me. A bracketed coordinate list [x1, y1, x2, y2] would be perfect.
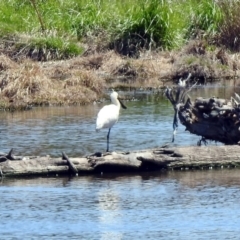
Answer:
[171, 41, 239, 84]
[1, 61, 57, 102]
[186, 0, 222, 39]
[0, 54, 18, 71]
[9, 34, 83, 61]
[0, 55, 105, 109]
[25, 37, 83, 61]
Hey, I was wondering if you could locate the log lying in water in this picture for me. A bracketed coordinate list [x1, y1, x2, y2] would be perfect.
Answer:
[1, 145, 240, 178]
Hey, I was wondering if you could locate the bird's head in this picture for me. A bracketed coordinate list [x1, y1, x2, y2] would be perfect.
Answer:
[110, 90, 127, 109]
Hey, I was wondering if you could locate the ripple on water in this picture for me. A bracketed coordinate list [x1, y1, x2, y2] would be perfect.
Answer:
[1, 170, 240, 239]
[0, 87, 232, 157]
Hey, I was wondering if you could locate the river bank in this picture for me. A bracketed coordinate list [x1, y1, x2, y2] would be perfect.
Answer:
[0, 39, 240, 110]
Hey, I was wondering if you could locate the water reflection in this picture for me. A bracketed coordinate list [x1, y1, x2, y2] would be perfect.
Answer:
[98, 187, 123, 240]
[0, 84, 239, 157]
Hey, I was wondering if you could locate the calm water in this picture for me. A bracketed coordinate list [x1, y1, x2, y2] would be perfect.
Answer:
[1, 84, 240, 239]
[0, 84, 236, 157]
[1, 171, 240, 239]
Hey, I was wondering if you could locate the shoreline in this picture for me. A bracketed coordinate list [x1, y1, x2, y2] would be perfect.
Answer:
[0, 40, 240, 110]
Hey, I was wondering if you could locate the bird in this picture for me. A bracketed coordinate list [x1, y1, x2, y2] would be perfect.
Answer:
[178, 77, 184, 86]
[96, 90, 127, 152]
[178, 73, 192, 87]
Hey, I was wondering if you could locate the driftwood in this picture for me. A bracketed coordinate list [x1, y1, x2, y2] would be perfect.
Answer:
[1, 145, 240, 178]
[165, 75, 240, 145]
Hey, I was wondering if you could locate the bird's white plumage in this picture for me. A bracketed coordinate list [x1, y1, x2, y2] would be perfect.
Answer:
[96, 91, 121, 131]
[96, 104, 120, 131]
[96, 90, 126, 152]
[178, 73, 192, 87]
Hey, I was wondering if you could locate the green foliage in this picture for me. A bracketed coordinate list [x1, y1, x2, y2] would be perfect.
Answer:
[186, 0, 223, 38]
[0, 0, 238, 59]
[108, 0, 188, 56]
[114, 0, 173, 48]
[217, 1, 240, 51]
[0, 0, 36, 34]
[17, 36, 83, 60]
[70, 1, 109, 39]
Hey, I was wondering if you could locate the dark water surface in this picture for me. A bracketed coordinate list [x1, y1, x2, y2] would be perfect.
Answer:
[1, 84, 240, 239]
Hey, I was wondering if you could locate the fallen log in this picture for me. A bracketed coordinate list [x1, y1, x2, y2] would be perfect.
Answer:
[1, 145, 240, 178]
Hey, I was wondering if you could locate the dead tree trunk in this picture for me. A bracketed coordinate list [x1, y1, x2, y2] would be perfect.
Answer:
[165, 75, 240, 145]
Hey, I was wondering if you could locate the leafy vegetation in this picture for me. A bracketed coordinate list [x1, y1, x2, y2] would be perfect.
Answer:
[0, 0, 239, 59]
[186, 0, 223, 38]
[216, 1, 240, 51]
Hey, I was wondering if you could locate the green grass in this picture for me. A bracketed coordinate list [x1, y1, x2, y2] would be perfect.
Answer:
[0, 0, 238, 59]
[109, 0, 184, 50]
[186, 0, 223, 37]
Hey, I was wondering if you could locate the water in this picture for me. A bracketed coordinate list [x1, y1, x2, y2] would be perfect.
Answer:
[1, 170, 240, 239]
[0, 83, 236, 157]
[1, 83, 240, 239]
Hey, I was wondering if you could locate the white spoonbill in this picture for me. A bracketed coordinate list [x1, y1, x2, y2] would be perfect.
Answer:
[96, 90, 127, 152]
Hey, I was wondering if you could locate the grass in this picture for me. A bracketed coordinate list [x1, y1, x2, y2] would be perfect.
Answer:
[0, 0, 233, 58]
[216, 1, 240, 51]
[186, 0, 222, 38]
[0, 55, 106, 108]
[0, 0, 240, 110]
[17, 35, 83, 60]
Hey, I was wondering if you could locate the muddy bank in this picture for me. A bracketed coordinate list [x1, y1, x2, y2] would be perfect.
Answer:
[0, 40, 240, 110]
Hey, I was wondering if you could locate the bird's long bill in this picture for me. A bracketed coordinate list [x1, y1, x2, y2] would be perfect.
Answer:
[119, 99, 127, 109]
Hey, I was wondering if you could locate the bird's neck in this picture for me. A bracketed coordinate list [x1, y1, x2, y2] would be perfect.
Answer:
[111, 98, 120, 108]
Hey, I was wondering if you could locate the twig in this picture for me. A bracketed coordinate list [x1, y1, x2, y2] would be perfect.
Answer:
[62, 152, 78, 174]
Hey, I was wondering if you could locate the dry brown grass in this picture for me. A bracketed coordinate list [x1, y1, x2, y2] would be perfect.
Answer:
[0, 55, 105, 109]
[0, 40, 239, 110]
[98, 50, 172, 89]
[0, 54, 18, 71]
[170, 40, 240, 84]
[0, 60, 56, 102]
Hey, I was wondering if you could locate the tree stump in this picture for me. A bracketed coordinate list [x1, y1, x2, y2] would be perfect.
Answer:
[165, 76, 240, 145]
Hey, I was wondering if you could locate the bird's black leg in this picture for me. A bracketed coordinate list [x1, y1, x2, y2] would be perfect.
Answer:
[106, 128, 111, 152]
